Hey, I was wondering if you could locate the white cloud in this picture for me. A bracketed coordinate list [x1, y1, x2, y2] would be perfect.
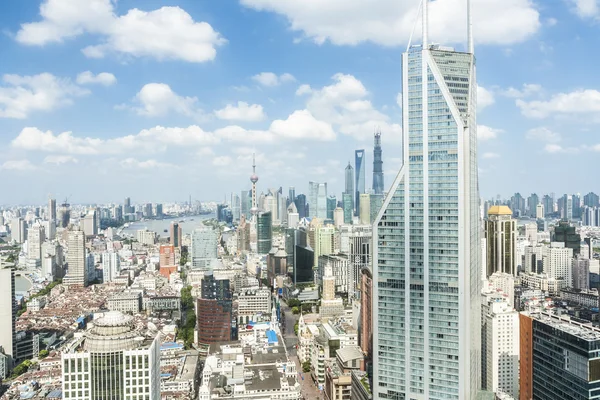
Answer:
[240, 0, 540, 46]
[502, 83, 542, 98]
[517, 89, 600, 119]
[299, 73, 400, 141]
[76, 71, 116, 86]
[215, 102, 266, 122]
[482, 152, 500, 159]
[526, 127, 561, 143]
[127, 83, 202, 118]
[16, 0, 226, 63]
[43, 155, 78, 165]
[569, 0, 600, 19]
[477, 85, 494, 110]
[0, 73, 88, 119]
[396, 93, 403, 108]
[252, 72, 296, 87]
[120, 158, 176, 169]
[544, 143, 580, 154]
[478, 125, 502, 141]
[270, 110, 336, 140]
[0, 160, 36, 171]
[212, 156, 233, 166]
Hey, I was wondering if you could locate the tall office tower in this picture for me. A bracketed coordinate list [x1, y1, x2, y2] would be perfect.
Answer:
[552, 219, 581, 255]
[542, 242, 573, 285]
[343, 225, 372, 299]
[124, 197, 131, 214]
[584, 191, 600, 207]
[542, 194, 553, 217]
[373, 1, 480, 397]
[64, 227, 87, 287]
[241, 190, 250, 218]
[527, 193, 539, 218]
[48, 198, 56, 222]
[536, 203, 544, 219]
[359, 193, 371, 225]
[485, 206, 517, 277]
[288, 187, 296, 206]
[373, 131, 384, 195]
[326, 196, 337, 220]
[564, 194, 573, 220]
[257, 211, 272, 254]
[0, 267, 16, 376]
[520, 312, 600, 400]
[308, 181, 328, 219]
[191, 226, 218, 269]
[61, 311, 160, 400]
[510, 193, 525, 217]
[10, 218, 26, 243]
[197, 271, 234, 344]
[112, 205, 123, 222]
[572, 193, 582, 219]
[155, 203, 163, 217]
[345, 162, 355, 213]
[59, 200, 70, 228]
[143, 203, 153, 218]
[170, 222, 182, 248]
[480, 292, 519, 399]
[355, 150, 366, 216]
[333, 207, 344, 227]
[279, 195, 288, 226]
[294, 194, 306, 219]
[82, 209, 98, 236]
[231, 193, 241, 221]
[102, 252, 120, 283]
[27, 223, 46, 261]
[342, 193, 353, 224]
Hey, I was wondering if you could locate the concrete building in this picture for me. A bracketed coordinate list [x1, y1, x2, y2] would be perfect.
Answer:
[360, 268, 373, 366]
[333, 207, 344, 228]
[257, 211, 273, 255]
[159, 245, 176, 267]
[0, 268, 15, 377]
[237, 287, 271, 324]
[137, 229, 156, 246]
[340, 225, 371, 299]
[359, 193, 370, 225]
[572, 257, 590, 290]
[191, 226, 218, 269]
[345, 162, 355, 214]
[197, 271, 234, 345]
[485, 205, 517, 277]
[524, 245, 544, 274]
[520, 272, 564, 295]
[325, 346, 364, 400]
[309, 181, 328, 219]
[107, 291, 142, 314]
[102, 252, 120, 283]
[520, 312, 600, 400]
[27, 223, 45, 262]
[61, 311, 160, 400]
[536, 204, 544, 219]
[542, 242, 573, 285]
[481, 293, 519, 399]
[64, 226, 88, 287]
[170, 222, 183, 248]
[11, 217, 26, 243]
[82, 209, 98, 236]
[317, 254, 350, 294]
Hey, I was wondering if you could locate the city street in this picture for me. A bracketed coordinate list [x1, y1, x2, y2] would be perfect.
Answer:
[280, 300, 323, 400]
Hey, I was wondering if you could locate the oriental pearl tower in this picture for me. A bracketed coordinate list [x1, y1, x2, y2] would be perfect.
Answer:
[250, 153, 259, 216]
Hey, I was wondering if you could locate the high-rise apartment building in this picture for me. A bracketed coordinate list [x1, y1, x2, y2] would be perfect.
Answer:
[552, 219, 581, 256]
[10, 218, 26, 243]
[82, 209, 98, 236]
[510, 193, 525, 217]
[536, 203, 544, 219]
[485, 205, 517, 277]
[27, 223, 46, 261]
[294, 194, 307, 219]
[191, 226, 218, 269]
[64, 227, 87, 287]
[373, 131, 384, 195]
[102, 252, 120, 283]
[61, 311, 160, 400]
[124, 197, 131, 214]
[359, 193, 370, 225]
[542, 242, 573, 285]
[373, 1, 480, 397]
[527, 193, 539, 218]
[542, 194, 554, 217]
[0, 268, 15, 376]
[584, 192, 600, 208]
[355, 150, 366, 216]
[481, 293, 519, 399]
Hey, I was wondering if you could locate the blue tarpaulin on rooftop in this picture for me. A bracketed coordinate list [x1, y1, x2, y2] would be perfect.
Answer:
[266, 329, 278, 344]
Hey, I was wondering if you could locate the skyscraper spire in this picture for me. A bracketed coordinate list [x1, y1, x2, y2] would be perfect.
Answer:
[373, 130, 384, 195]
[422, 0, 429, 48]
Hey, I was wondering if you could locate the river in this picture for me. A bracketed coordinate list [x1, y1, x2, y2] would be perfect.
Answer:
[15, 275, 32, 295]
[120, 214, 216, 237]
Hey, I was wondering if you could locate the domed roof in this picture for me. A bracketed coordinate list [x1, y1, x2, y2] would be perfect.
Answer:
[95, 311, 133, 327]
[488, 205, 513, 216]
[250, 174, 259, 183]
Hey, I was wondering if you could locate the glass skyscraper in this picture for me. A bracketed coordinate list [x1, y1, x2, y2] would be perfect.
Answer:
[355, 150, 365, 216]
[373, 2, 480, 398]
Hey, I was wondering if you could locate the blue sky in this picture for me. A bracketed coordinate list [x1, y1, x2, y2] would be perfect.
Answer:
[0, 0, 599, 205]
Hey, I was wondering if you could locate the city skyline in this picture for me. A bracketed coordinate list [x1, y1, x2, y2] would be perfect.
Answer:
[1, 1, 599, 204]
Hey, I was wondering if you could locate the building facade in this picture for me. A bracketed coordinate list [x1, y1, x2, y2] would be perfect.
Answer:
[373, 4, 480, 397]
[485, 205, 517, 277]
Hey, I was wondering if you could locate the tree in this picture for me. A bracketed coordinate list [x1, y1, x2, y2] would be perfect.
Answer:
[287, 299, 301, 308]
[302, 361, 311, 373]
[294, 322, 299, 336]
[291, 306, 300, 315]
[38, 349, 49, 359]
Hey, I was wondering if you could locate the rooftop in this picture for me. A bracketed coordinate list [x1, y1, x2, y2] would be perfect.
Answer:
[528, 311, 600, 341]
[488, 205, 513, 216]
